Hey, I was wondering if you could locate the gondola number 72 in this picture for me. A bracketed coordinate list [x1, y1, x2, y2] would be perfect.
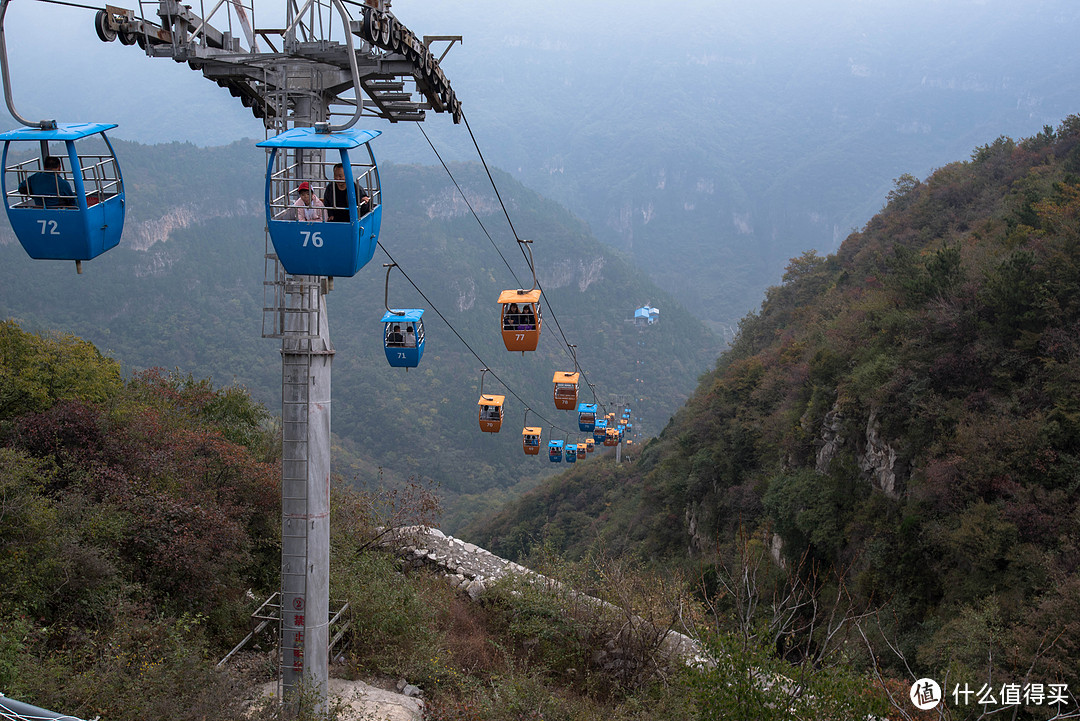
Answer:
[37, 220, 59, 235]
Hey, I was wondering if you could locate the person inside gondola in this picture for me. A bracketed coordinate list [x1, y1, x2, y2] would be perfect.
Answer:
[504, 303, 519, 330]
[19, 156, 75, 209]
[289, 181, 325, 221]
[404, 325, 416, 348]
[387, 324, 405, 346]
[518, 303, 536, 330]
[323, 163, 371, 221]
[481, 404, 499, 421]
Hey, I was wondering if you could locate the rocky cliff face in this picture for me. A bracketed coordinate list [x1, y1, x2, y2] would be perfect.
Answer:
[129, 199, 258, 251]
[815, 401, 845, 474]
[0, 197, 258, 254]
[814, 402, 902, 499]
[859, 410, 901, 499]
[538, 255, 606, 291]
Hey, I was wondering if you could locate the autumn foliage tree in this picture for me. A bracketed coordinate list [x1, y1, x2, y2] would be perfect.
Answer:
[0, 321, 280, 719]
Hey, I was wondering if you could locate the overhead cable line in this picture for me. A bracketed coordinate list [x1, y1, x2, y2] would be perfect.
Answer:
[459, 111, 610, 416]
[417, 123, 524, 289]
[376, 240, 570, 437]
[33, 0, 102, 10]
[461, 113, 592, 361]
[461, 112, 523, 244]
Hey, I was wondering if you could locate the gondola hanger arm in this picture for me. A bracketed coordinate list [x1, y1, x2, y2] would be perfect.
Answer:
[315, 0, 364, 133]
[383, 263, 405, 316]
[518, 238, 537, 293]
[0, 0, 55, 129]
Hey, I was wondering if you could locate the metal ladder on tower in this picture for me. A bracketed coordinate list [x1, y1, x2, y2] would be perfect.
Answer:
[279, 337, 312, 700]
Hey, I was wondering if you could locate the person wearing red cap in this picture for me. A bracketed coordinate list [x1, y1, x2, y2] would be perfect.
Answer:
[289, 180, 326, 222]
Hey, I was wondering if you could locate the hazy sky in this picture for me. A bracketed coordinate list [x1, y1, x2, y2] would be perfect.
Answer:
[6, 0, 1075, 145]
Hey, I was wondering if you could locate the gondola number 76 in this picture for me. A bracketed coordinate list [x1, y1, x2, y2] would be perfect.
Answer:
[300, 230, 323, 247]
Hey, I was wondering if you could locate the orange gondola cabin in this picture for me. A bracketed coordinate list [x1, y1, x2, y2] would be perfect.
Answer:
[552, 371, 579, 410]
[478, 394, 505, 433]
[498, 288, 542, 352]
[522, 426, 542, 455]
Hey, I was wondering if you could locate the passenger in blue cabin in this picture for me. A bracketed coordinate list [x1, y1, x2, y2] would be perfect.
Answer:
[19, 156, 74, 208]
[387, 324, 405, 346]
[404, 325, 416, 347]
[322, 163, 370, 221]
[288, 181, 325, 221]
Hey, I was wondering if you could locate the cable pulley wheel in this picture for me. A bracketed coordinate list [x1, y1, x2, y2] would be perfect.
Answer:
[402, 33, 418, 61]
[94, 10, 117, 42]
[388, 17, 401, 52]
[117, 27, 137, 46]
[379, 13, 393, 48]
[361, 8, 379, 44]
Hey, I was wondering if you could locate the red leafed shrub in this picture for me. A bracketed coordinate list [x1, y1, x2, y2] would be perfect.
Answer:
[13, 399, 105, 465]
[125, 490, 250, 604]
[105, 407, 279, 607]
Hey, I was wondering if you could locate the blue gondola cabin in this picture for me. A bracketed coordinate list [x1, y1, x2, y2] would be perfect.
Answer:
[0, 122, 124, 265]
[498, 288, 542, 352]
[565, 443, 577, 463]
[593, 419, 608, 444]
[548, 439, 563, 462]
[577, 403, 597, 432]
[522, 426, 542, 455]
[382, 309, 425, 368]
[257, 127, 381, 277]
[478, 394, 504, 433]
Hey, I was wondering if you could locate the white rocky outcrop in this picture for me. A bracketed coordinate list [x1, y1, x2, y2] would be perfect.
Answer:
[383, 526, 709, 671]
[859, 410, 900, 499]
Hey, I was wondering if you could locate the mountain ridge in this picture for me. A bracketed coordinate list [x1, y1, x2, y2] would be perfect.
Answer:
[470, 117, 1080, 694]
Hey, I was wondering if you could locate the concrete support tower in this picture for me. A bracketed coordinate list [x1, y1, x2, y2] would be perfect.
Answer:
[89, 0, 461, 713]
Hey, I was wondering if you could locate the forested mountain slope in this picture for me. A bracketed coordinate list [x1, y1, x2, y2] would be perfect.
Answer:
[473, 117, 1080, 692]
[0, 320, 885, 721]
[0, 322, 279, 716]
[0, 140, 720, 530]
